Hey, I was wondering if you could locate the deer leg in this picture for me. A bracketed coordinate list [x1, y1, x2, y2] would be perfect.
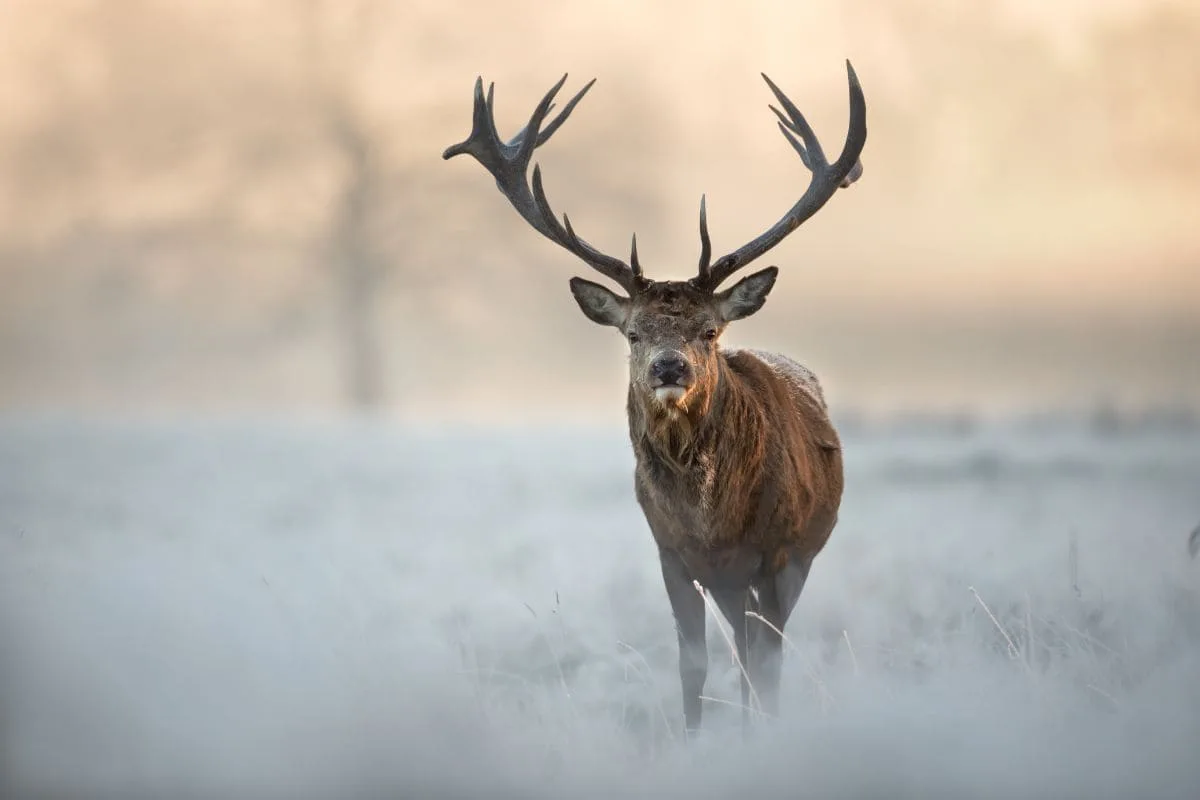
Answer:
[659, 548, 707, 736]
[710, 587, 753, 730]
[750, 555, 813, 719]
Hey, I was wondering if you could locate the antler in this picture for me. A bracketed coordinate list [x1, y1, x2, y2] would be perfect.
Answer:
[693, 60, 867, 292]
[442, 74, 647, 295]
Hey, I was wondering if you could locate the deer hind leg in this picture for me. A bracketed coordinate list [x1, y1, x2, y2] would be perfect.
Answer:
[659, 549, 707, 736]
[749, 555, 813, 719]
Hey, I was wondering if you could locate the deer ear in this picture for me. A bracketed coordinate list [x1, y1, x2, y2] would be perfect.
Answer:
[569, 277, 630, 328]
[715, 266, 778, 322]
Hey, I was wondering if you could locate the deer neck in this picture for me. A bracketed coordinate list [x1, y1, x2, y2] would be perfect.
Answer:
[628, 354, 773, 547]
[627, 354, 737, 472]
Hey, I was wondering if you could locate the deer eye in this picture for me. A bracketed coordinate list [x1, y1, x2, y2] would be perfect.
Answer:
[627, 331, 640, 343]
[703, 328, 719, 341]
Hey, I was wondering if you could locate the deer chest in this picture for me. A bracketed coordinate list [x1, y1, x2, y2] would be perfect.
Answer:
[634, 452, 727, 549]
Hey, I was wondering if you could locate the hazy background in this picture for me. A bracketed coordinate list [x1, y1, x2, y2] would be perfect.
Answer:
[3, 2, 1200, 798]
[1, 0, 1197, 423]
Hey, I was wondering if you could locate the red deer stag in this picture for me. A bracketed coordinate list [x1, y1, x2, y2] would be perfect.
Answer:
[443, 63, 866, 735]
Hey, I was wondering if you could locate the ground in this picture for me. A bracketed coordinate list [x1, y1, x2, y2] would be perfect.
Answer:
[1, 414, 1198, 798]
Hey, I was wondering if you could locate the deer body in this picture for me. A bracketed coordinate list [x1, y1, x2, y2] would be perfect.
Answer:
[444, 64, 867, 734]
[629, 330, 844, 728]
[631, 347, 842, 562]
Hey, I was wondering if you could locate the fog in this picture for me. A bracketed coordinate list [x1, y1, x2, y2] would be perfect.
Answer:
[2, 418, 1199, 796]
[2, 2, 1199, 797]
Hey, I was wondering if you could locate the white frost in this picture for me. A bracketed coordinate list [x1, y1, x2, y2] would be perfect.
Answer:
[1, 416, 1198, 797]
[729, 347, 828, 409]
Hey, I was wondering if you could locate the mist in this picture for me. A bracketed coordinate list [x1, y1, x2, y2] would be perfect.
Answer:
[2, 2, 1199, 797]
[2, 418, 1198, 797]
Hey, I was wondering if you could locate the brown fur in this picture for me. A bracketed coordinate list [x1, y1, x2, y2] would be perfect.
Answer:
[629, 347, 843, 582]
[568, 274, 846, 730]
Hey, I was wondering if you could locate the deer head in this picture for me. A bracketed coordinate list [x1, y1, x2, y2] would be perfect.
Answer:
[442, 65, 866, 414]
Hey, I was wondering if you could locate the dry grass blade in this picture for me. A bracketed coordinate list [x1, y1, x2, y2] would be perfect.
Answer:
[970, 586, 1034, 676]
[524, 602, 578, 717]
[699, 695, 760, 714]
[616, 640, 677, 743]
[843, 629, 859, 676]
[693, 580, 764, 717]
[744, 610, 836, 711]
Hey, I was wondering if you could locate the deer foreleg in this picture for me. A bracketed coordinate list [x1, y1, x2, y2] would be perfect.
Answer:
[659, 547, 707, 736]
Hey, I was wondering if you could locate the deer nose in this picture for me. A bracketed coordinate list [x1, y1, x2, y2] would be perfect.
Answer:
[650, 355, 689, 385]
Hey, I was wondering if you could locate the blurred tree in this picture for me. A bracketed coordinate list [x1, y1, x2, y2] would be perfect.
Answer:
[300, 0, 389, 411]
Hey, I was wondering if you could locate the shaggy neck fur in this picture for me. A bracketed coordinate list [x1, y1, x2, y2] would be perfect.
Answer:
[629, 357, 727, 471]
[627, 349, 841, 551]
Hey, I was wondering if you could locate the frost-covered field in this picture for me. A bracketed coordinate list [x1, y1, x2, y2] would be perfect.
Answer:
[1, 415, 1198, 798]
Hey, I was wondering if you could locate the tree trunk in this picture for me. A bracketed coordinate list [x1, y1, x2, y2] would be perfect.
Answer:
[332, 116, 384, 411]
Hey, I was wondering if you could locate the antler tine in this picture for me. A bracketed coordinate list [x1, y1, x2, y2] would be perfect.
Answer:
[697, 60, 867, 291]
[443, 74, 643, 294]
[530, 165, 644, 291]
[484, 82, 499, 143]
[696, 194, 712, 279]
[513, 73, 568, 165]
[535, 79, 595, 147]
[442, 78, 494, 163]
[764, 74, 826, 168]
[504, 77, 595, 151]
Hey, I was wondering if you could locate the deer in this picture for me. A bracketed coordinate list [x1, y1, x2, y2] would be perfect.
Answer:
[443, 62, 866, 736]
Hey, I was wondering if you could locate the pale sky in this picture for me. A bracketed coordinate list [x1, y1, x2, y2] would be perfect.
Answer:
[0, 0, 1196, 420]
